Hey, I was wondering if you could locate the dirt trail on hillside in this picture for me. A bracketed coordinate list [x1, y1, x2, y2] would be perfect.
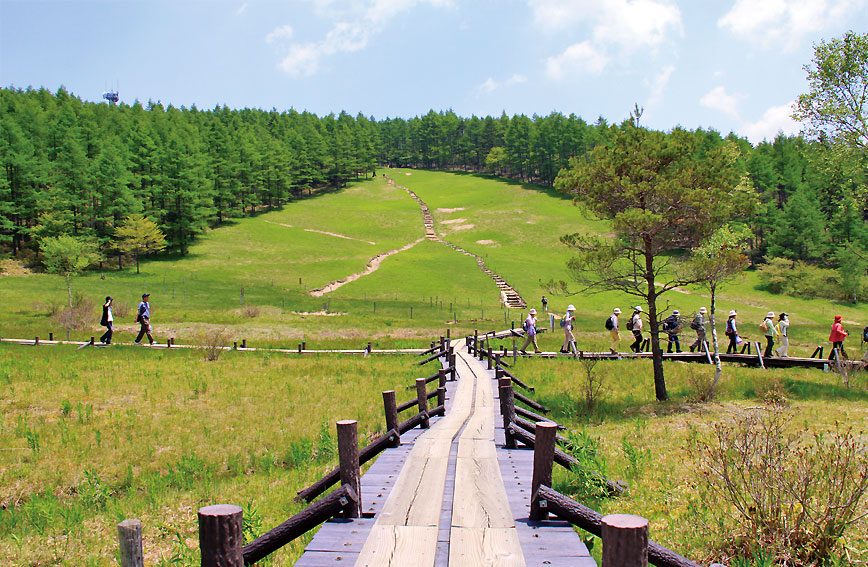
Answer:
[309, 238, 425, 296]
[264, 220, 376, 245]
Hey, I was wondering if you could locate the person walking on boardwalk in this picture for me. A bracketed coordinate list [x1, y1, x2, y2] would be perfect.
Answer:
[606, 308, 622, 354]
[541, 295, 548, 312]
[761, 311, 778, 358]
[629, 306, 644, 353]
[520, 308, 540, 354]
[99, 296, 114, 344]
[135, 293, 154, 345]
[829, 315, 848, 360]
[774, 313, 790, 357]
[689, 307, 707, 352]
[560, 304, 577, 354]
[725, 310, 740, 354]
[663, 310, 682, 353]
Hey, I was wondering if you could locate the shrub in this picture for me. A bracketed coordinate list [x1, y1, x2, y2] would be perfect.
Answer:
[243, 305, 260, 318]
[756, 258, 864, 301]
[690, 405, 868, 565]
[577, 354, 605, 413]
[51, 296, 96, 331]
[195, 327, 233, 361]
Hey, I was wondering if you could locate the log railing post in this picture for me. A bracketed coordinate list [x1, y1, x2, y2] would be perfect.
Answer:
[487, 346, 493, 370]
[117, 519, 144, 567]
[438, 369, 446, 391]
[437, 386, 446, 408]
[530, 422, 557, 521]
[337, 420, 361, 518]
[49, 332, 54, 341]
[382, 391, 400, 448]
[449, 353, 456, 380]
[602, 514, 649, 567]
[241, 339, 246, 349]
[498, 378, 516, 449]
[416, 378, 430, 428]
[198, 504, 244, 567]
[34, 336, 39, 346]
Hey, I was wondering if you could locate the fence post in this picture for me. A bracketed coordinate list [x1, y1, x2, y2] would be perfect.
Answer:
[449, 353, 456, 380]
[49, 332, 54, 341]
[601, 514, 648, 567]
[117, 519, 144, 567]
[487, 346, 493, 370]
[337, 420, 361, 518]
[416, 378, 430, 429]
[474, 330, 478, 356]
[241, 339, 246, 349]
[382, 391, 400, 448]
[498, 378, 516, 449]
[34, 336, 39, 346]
[437, 386, 446, 408]
[198, 504, 244, 567]
[530, 422, 557, 521]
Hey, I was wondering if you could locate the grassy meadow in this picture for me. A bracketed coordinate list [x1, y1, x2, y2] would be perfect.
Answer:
[1, 168, 867, 566]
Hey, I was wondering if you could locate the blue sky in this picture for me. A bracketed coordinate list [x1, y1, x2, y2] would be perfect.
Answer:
[2, 0, 866, 143]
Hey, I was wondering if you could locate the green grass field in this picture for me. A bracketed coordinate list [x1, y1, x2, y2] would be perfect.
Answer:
[1, 169, 867, 566]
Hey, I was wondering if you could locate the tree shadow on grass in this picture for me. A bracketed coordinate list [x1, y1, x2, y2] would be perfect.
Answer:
[432, 169, 576, 203]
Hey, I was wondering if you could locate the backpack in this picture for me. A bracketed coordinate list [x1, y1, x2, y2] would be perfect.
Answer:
[605, 316, 614, 331]
[663, 317, 676, 332]
[759, 319, 769, 333]
[862, 325, 868, 343]
[626, 317, 634, 331]
[560, 317, 566, 328]
[690, 317, 702, 331]
[725, 319, 735, 336]
[522, 319, 530, 332]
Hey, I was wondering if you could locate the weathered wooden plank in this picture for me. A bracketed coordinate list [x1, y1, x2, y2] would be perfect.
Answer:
[449, 527, 525, 567]
[354, 525, 438, 567]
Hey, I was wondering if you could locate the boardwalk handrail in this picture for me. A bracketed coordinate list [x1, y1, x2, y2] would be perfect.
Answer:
[533, 485, 702, 567]
[244, 484, 359, 565]
[497, 365, 534, 391]
[295, 428, 400, 502]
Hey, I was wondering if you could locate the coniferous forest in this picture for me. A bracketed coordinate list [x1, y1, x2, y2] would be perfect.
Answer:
[1, 86, 866, 300]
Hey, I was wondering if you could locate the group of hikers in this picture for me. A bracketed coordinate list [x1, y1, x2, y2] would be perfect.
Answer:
[528, 296, 866, 360]
[98, 293, 154, 345]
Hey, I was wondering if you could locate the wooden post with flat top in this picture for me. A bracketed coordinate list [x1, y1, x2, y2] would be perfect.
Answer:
[499, 378, 516, 449]
[337, 420, 361, 518]
[530, 422, 557, 521]
[117, 519, 144, 567]
[198, 504, 243, 567]
[382, 391, 400, 448]
[602, 514, 649, 567]
[416, 378, 430, 428]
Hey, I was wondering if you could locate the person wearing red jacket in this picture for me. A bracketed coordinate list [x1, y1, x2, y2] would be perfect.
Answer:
[829, 315, 848, 360]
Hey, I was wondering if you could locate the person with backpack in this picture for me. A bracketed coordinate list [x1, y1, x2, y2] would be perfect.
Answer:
[541, 295, 548, 312]
[828, 315, 848, 360]
[560, 304, 576, 354]
[135, 293, 154, 345]
[774, 313, 790, 357]
[663, 310, 682, 353]
[99, 296, 114, 345]
[761, 311, 778, 358]
[725, 310, 740, 354]
[629, 306, 644, 353]
[520, 308, 540, 354]
[606, 307, 622, 354]
[689, 307, 707, 353]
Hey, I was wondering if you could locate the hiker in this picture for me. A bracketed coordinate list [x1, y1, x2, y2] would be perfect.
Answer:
[725, 310, 740, 354]
[629, 306, 644, 353]
[761, 311, 778, 358]
[663, 310, 681, 353]
[560, 304, 576, 354]
[541, 295, 548, 312]
[605, 308, 622, 354]
[689, 307, 707, 352]
[520, 308, 540, 354]
[828, 315, 848, 360]
[135, 293, 154, 345]
[99, 296, 113, 345]
[774, 313, 790, 357]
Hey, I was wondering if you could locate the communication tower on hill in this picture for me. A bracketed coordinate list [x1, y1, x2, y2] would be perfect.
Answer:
[102, 81, 119, 104]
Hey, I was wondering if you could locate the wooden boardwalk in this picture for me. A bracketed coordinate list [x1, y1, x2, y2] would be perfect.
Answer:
[294, 341, 594, 566]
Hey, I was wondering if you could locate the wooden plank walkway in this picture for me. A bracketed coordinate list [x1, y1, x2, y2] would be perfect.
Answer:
[294, 342, 593, 567]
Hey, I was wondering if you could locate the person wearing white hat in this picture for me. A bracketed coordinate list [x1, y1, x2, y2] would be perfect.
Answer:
[725, 310, 740, 353]
[629, 306, 644, 353]
[560, 304, 577, 354]
[605, 308, 622, 354]
[663, 309, 682, 353]
[761, 311, 778, 358]
[520, 308, 541, 354]
[690, 307, 708, 353]
[774, 313, 790, 357]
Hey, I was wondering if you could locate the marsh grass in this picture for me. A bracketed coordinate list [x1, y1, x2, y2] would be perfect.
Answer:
[0, 345, 421, 565]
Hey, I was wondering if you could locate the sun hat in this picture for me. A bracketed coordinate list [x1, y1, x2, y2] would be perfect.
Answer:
[634, 306, 643, 312]
[529, 308, 537, 315]
[729, 310, 737, 317]
[766, 311, 775, 318]
[834, 315, 842, 321]
[567, 304, 575, 311]
[699, 307, 707, 314]
[779, 312, 787, 319]
[613, 308, 622, 314]
[672, 310, 680, 316]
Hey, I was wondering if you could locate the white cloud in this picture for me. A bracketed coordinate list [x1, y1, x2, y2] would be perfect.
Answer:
[266, 25, 294, 45]
[529, 0, 682, 51]
[545, 41, 609, 79]
[646, 64, 675, 107]
[718, 0, 867, 51]
[236, 2, 248, 15]
[700, 85, 743, 119]
[473, 74, 528, 97]
[273, 0, 451, 76]
[740, 101, 803, 144]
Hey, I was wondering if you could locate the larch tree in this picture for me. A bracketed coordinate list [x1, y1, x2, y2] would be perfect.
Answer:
[552, 114, 749, 401]
[115, 214, 167, 274]
[41, 235, 98, 308]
